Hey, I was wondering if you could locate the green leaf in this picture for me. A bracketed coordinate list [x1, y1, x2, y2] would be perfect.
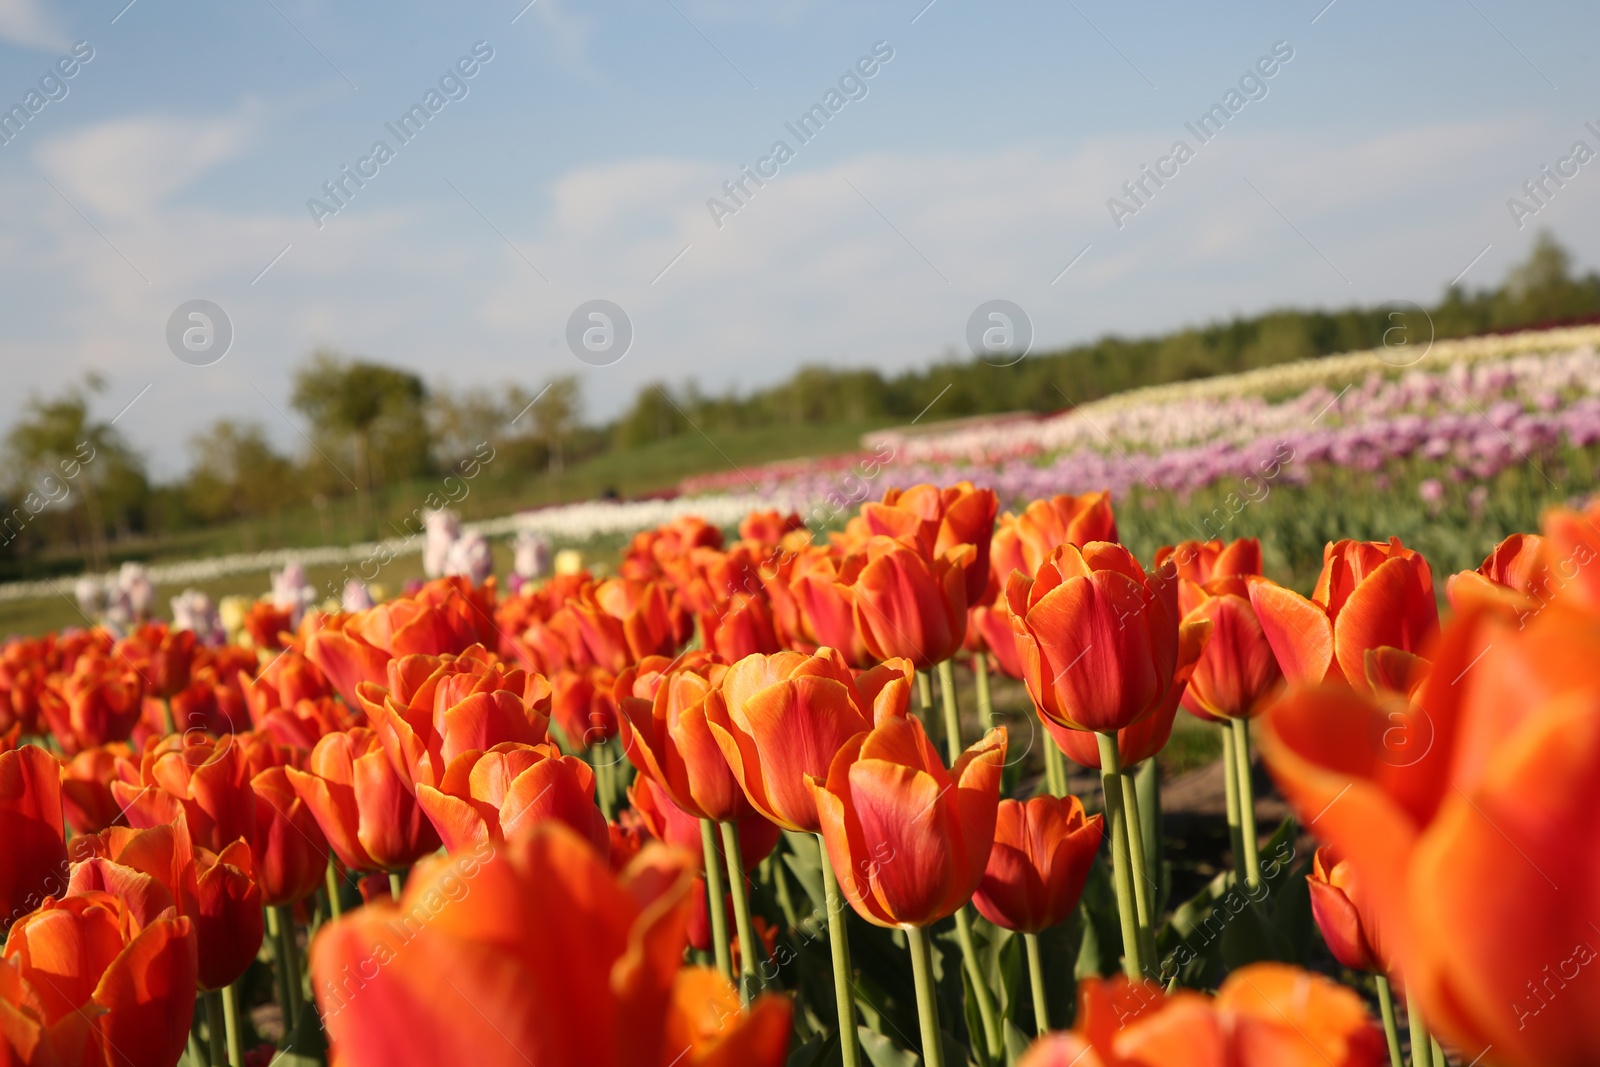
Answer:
[860, 1027, 921, 1067]
[786, 1035, 828, 1067]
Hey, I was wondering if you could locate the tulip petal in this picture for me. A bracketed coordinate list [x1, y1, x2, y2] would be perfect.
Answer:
[1247, 579, 1335, 686]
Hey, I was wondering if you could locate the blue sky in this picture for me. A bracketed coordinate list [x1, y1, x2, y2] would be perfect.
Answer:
[2, 0, 1598, 476]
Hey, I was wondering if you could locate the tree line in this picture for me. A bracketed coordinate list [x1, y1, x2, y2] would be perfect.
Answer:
[3, 232, 1597, 576]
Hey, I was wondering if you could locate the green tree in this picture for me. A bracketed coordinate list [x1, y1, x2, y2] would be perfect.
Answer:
[290, 351, 428, 507]
[531, 375, 581, 475]
[3, 376, 146, 570]
[185, 419, 301, 523]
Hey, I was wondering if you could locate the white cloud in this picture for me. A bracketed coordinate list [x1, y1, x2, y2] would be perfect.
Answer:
[0, 0, 68, 52]
[33, 110, 254, 219]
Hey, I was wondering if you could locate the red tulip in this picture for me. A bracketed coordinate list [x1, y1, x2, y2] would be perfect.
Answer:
[1008, 542, 1209, 734]
[250, 765, 332, 906]
[114, 623, 197, 701]
[973, 795, 1103, 933]
[811, 716, 1006, 927]
[3, 891, 197, 1067]
[310, 823, 792, 1067]
[0, 745, 68, 932]
[59, 743, 135, 835]
[37, 664, 144, 755]
[286, 727, 441, 871]
[1307, 845, 1387, 974]
[706, 649, 912, 833]
[415, 741, 608, 854]
[851, 535, 973, 668]
[193, 840, 264, 990]
[1178, 578, 1283, 721]
[1248, 537, 1437, 692]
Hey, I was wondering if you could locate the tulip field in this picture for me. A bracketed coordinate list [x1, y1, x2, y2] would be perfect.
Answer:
[4, 350, 1600, 1067]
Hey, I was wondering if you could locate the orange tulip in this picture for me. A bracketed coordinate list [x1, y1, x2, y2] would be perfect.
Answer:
[788, 548, 874, 667]
[1445, 531, 1548, 615]
[1306, 845, 1386, 975]
[66, 822, 198, 926]
[1542, 498, 1600, 612]
[811, 715, 1006, 927]
[1178, 578, 1283, 721]
[991, 491, 1119, 591]
[699, 593, 782, 662]
[113, 622, 197, 701]
[1259, 588, 1600, 1067]
[706, 649, 912, 833]
[357, 647, 551, 793]
[0, 745, 68, 932]
[1154, 538, 1263, 615]
[415, 740, 608, 854]
[852, 535, 973, 668]
[973, 795, 1103, 933]
[966, 601, 1024, 679]
[243, 600, 297, 651]
[617, 652, 751, 822]
[1017, 964, 1385, 1067]
[1248, 537, 1437, 692]
[627, 773, 779, 873]
[1008, 542, 1209, 734]
[110, 732, 266, 854]
[551, 666, 620, 748]
[250, 765, 332, 906]
[59, 743, 135, 835]
[287, 727, 441, 872]
[192, 840, 265, 990]
[306, 576, 498, 705]
[311, 823, 791, 1067]
[36, 664, 144, 756]
[3, 891, 197, 1067]
[863, 482, 999, 605]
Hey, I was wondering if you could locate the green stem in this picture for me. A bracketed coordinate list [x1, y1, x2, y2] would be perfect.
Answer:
[817, 836, 862, 1067]
[1222, 720, 1246, 887]
[263, 907, 290, 1033]
[593, 741, 615, 820]
[701, 820, 733, 980]
[1406, 981, 1434, 1067]
[1375, 973, 1404, 1067]
[1095, 732, 1146, 978]
[973, 654, 992, 726]
[953, 907, 1002, 1061]
[325, 861, 344, 920]
[906, 924, 946, 1067]
[1044, 734, 1068, 798]
[1024, 932, 1050, 1035]
[1119, 766, 1158, 968]
[272, 904, 304, 1033]
[161, 697, 176, 736]
[221, 983, 245, 1067]
[719, 821, 758, 1004]
[1230, 719, 1261, 890]
[205, 988, 225, 1067]
[917, 670, 934, 728]
[936, 659, 963, 764]
[388, 870, 405, 900]
[1431, 1038, 1445, 1066]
